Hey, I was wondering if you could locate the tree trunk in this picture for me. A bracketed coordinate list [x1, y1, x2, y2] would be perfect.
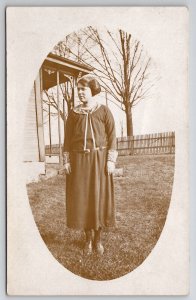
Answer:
[125, 104, 133, 136]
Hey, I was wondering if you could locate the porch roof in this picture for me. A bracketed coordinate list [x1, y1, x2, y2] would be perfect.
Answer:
[42, 53, 94, 90]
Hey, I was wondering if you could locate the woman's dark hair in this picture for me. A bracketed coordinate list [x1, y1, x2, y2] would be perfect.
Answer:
[78, 75, 101, 96]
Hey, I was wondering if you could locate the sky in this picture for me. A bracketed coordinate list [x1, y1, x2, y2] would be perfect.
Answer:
[42, 16, 188, 146]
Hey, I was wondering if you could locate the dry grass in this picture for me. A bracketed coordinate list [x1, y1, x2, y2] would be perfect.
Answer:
[27, 154, 175, 281]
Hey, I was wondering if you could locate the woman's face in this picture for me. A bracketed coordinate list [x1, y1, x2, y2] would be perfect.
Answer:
[77, 83, 92, 104]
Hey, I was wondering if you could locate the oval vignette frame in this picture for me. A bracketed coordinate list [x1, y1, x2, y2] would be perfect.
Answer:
[25, 27, 175, 281]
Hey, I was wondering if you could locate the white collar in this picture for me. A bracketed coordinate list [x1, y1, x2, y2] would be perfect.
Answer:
[73, 103, 101, 114]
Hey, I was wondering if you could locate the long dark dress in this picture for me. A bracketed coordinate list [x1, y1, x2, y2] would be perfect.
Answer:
[64, 104, 117, 230]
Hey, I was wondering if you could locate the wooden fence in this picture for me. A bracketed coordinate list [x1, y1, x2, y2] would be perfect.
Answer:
[117, 132, 175, 156]
[45, 131, 175, 157]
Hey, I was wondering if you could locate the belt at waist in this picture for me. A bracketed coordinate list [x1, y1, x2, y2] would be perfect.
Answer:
[71, 146, 107, 153]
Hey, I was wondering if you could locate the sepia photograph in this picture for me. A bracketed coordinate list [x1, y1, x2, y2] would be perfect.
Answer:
[7, 7, 189, 295]
[25, 26, 175, 281]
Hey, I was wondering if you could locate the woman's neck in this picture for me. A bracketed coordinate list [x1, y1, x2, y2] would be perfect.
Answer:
[82, 99, 96, 108]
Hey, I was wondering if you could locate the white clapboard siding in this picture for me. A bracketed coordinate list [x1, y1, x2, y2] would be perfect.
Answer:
[23, 85, 39, 162]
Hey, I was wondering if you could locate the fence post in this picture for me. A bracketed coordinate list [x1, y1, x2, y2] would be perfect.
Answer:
[169, 132, 173, 154]
[129, 136, 134, 155]
[117, 138, 119, 156]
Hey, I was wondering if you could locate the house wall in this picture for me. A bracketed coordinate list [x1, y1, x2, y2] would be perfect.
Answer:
[23, 75, 46, 182]
[23, 84, 40, 162]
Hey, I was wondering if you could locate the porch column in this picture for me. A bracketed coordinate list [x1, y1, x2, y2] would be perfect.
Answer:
[57, 70, 62, 164]
[34, 69, 45, 162]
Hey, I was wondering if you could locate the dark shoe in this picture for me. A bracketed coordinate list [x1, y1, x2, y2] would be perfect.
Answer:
[83, 241, 93, 255]
[94, 241, 104, 255]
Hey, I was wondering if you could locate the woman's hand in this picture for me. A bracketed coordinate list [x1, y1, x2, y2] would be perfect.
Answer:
[107, 161, 115, 175]
[64, 163, 71, 174]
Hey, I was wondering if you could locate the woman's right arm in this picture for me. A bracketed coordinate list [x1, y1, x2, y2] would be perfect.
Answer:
[63, 111, 73, 174]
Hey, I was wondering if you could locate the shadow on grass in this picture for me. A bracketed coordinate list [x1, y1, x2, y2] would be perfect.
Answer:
[27, 154, 175, 281]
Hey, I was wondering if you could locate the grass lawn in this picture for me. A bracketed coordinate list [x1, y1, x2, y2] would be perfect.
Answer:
[27, 154, 175, 281]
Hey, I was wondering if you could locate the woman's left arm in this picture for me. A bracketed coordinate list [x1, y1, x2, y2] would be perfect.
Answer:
[105, 107, 118, 174]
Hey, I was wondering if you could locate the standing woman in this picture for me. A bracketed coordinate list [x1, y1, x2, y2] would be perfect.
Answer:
[63, 75, 118, 256]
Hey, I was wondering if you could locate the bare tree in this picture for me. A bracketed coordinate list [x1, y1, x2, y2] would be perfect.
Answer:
[53, 27, 155, 136]
[43, 80, 74, 121]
